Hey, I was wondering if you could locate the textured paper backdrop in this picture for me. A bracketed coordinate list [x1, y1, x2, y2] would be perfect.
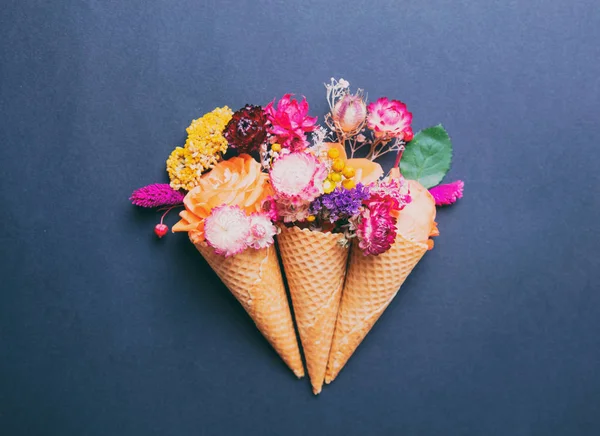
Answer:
[1, 0, 599, 434]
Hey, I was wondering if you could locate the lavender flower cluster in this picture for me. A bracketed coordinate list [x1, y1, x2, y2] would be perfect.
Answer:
[309, 183, 370, 222]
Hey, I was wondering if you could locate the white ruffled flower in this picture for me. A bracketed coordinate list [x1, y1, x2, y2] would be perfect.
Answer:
[246, 213, 277, 249]
[204, 205, 251, 257]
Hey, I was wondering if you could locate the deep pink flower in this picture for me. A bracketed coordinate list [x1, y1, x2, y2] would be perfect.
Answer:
[130, 183, 184, 208]
[368, 177, 412, 212]
[367, 97, 413, 141]
[260, 196, 279, 221]
[265, 94, 318, 151]
[429, 180, 464, 206]
[356, 202, 398, 256]
[365, 194, 399, 213]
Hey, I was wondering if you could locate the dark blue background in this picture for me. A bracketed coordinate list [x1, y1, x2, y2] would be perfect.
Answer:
[2, 0, 599, 434]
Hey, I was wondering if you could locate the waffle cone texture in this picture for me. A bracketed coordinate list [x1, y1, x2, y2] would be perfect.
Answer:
[325, 232, 428, 383]
[193, 238, 305, 378]
[277, 226, 349, 394]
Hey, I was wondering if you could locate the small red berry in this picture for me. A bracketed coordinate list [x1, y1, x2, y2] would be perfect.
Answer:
[154, 223, 168, 238]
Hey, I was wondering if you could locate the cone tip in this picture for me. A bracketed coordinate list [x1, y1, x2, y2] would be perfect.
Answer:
[310, 379, 324, 395]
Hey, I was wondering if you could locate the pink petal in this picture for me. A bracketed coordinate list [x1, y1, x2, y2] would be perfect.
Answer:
[429, 180, 464, 206]
[298, 97, 309, 114]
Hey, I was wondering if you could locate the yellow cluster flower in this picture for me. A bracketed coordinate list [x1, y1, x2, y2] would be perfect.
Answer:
[342, 179, 356, 190]
[323, 179, 335, 194]
[329, 172, 342, 182]
[323, 148, 357, 192]
[331, 159, 345, 173]
[327, 148, 340, 159]
[167, 106, 233, 190]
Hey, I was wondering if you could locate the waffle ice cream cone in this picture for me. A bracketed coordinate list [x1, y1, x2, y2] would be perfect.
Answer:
[277, 226, 349, 394]
[325, 232, 428, 383]
[193, 238, 305, 378]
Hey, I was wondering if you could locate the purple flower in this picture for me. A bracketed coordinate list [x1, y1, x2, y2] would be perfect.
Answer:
[308, 197, 322, 216]
[310, 183, 370, 222]
[130, 183, 185, 208]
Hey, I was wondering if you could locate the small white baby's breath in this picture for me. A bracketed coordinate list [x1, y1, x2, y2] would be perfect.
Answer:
[325, 77, 351, 111]
[337, 237, 350, 248]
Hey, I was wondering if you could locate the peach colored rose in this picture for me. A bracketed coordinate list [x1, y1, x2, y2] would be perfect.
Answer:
[393, 175, 438, 248]
[172, 154, 273, 243]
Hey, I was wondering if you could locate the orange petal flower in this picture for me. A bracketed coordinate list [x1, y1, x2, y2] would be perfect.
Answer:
[323, 143, 383, 184]
[172, 154, 273, 242]
[394, 179, 438, 247]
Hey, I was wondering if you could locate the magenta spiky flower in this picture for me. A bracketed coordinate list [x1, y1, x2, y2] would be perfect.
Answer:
[428, 180, 464, 206]
[130, 183, 185, 208]
[265, 94, 318, 151]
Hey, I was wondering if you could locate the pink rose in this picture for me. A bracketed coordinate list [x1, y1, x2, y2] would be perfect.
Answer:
[367, 97, 413, 141]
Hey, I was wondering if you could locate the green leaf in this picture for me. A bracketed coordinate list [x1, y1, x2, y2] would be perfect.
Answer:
[400, 124, 452, 188]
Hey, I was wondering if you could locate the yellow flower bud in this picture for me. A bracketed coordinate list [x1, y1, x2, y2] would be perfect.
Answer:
[332, 159, 345, 172]
[329, 172, 342, 182]
[342, 166, 356, 178]
[327, 148, 340, 159]
[306, 215, 316, 222]
[271, 143, 281, 152]
[323, 179, 335, 194]
[342, 179, 356, 190]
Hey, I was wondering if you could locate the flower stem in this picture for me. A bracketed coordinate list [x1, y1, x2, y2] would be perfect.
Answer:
[366, 138, 383, 160]
[339, 131, 346, 151]
[393, 140, 406, 169]
[393, 149, 403, 169]
[159, 204, 182, 224]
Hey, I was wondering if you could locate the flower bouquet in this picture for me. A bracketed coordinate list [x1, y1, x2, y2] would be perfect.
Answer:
[261, 80, 463, 389]
[131, 107, 304, 378]
[130, 78, 463, 394]
[317, 81, 463, 383]
[261, 94, 382, 394]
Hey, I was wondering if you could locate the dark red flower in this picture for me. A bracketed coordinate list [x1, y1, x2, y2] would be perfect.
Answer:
[223, 105, 268, 153]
